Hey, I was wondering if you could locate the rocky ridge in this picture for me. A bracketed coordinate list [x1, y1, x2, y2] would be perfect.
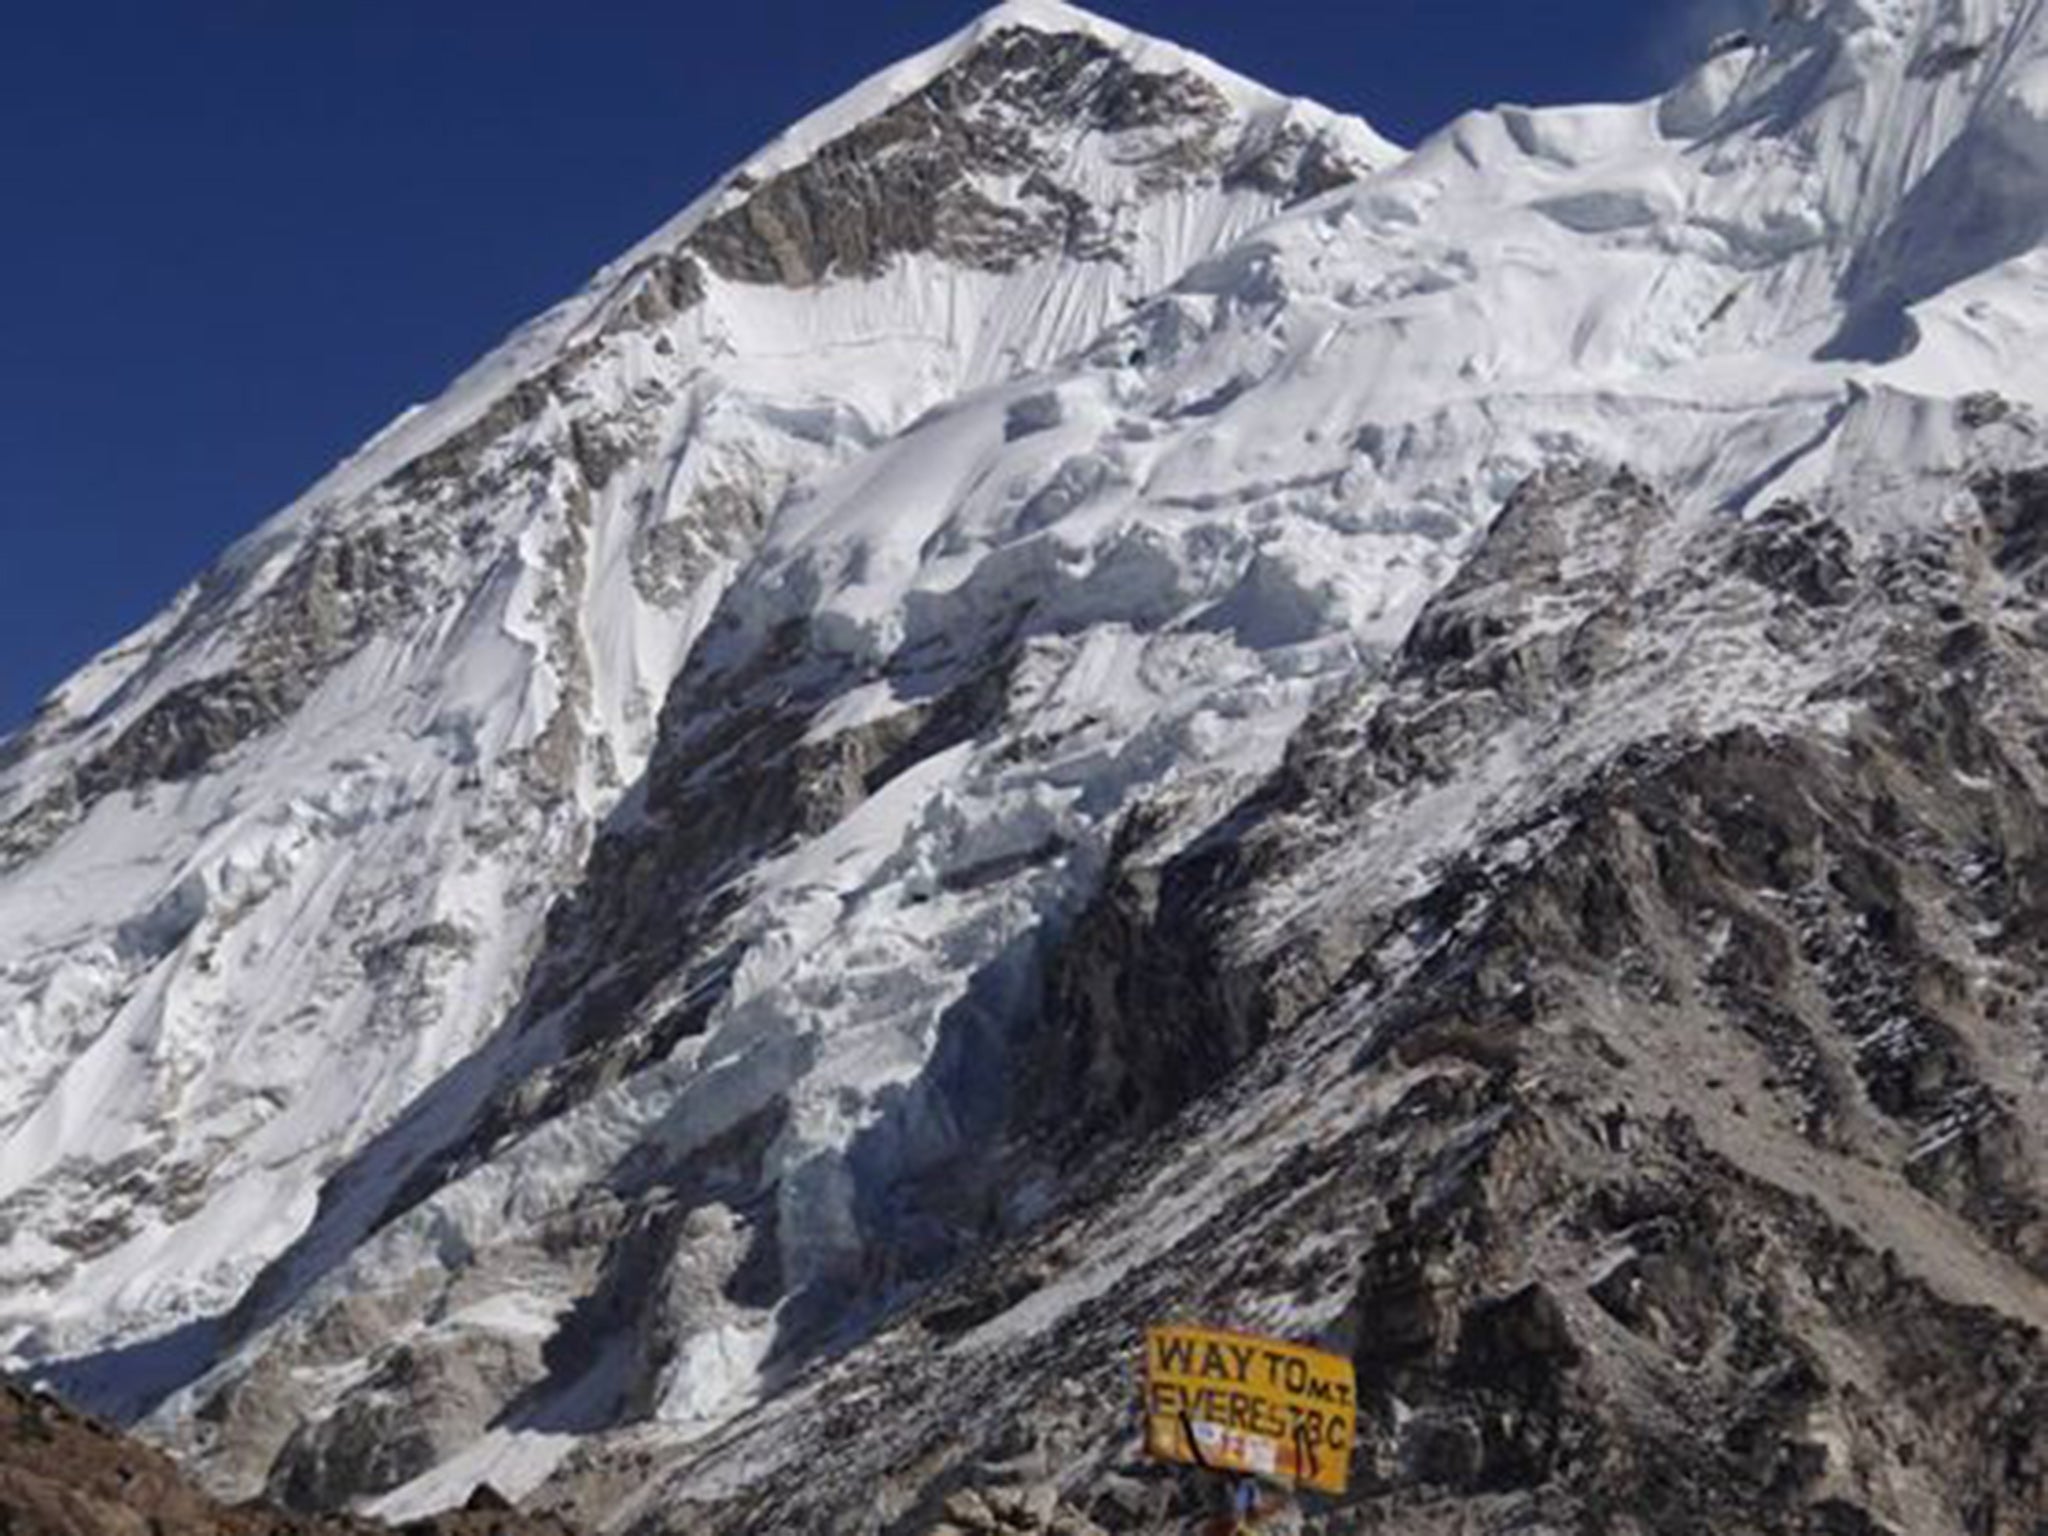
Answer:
[0, 1381, 573, 1536]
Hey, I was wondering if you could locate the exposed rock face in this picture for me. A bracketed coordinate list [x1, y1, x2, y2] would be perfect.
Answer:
[684, 26, 1366, 290]
[690, 29, 1218, 284]
[1036, 465, 1675, 1137]
[265, 1331, 547, 1513]
[1333, 1097, 2046, 1533]
[2, 520, 433, 872]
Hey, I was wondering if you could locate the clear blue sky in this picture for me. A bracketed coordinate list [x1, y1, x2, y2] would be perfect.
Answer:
[0, 0, 1722, 733]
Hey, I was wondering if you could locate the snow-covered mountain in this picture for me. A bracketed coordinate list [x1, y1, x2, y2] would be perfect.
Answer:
[5, 1, 2047, 1532]
[0, 0, 1389, 1368]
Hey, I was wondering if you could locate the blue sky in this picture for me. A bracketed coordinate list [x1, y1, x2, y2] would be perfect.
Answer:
[0, 0, 1716, 732]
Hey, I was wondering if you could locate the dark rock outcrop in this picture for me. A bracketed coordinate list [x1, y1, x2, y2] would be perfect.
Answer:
[0, 1382, 576, 1536]
[688, 29, 1234, 287]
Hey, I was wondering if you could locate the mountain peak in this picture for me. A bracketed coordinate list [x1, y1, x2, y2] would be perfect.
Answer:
[952, 0, 1372, 123]
[965, 0, 1127, 38]
[953, 0, 1209, 62]
[712, 0, 1393, 189]
[590, 0, 1397, 309]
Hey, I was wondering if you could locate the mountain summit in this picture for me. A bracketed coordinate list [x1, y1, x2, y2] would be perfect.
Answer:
[5, 4, 2047, 1534]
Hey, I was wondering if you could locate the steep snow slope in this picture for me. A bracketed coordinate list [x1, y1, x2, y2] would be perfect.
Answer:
[9, 0, 2048, 1529]
[0, 0, 1390, 1378]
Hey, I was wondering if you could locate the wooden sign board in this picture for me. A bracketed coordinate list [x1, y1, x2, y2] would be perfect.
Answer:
[1142, 1324, 1356, 1495]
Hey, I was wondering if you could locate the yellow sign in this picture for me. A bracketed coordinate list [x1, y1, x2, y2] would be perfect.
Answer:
[1142, 1325, 1357, 1495]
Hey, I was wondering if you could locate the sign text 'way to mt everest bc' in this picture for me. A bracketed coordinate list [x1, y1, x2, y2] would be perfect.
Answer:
[1142, 1325, 1356, 1495]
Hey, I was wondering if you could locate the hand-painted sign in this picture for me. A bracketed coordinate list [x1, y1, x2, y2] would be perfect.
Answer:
[1142, 1324, 1356, 1495]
